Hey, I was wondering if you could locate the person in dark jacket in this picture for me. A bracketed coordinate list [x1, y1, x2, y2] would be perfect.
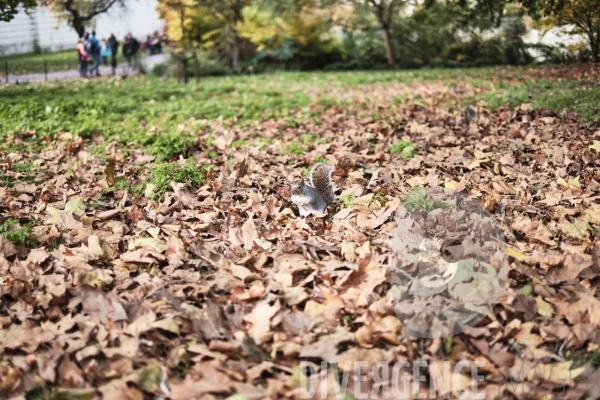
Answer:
[122, 33, 140, 66]
[108, 33, 119, 75]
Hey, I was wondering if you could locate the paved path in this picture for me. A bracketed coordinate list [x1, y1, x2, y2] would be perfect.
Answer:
[4, 53, 169, 83]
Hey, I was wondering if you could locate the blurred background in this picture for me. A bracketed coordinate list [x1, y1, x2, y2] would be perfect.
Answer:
[0, 0, 597, 77]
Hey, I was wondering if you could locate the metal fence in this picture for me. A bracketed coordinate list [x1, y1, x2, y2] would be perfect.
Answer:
[1, 51, 196, 84]
[2, 59, 52, 83]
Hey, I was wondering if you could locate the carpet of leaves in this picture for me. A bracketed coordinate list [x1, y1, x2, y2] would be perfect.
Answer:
[1, 76, 600, 400]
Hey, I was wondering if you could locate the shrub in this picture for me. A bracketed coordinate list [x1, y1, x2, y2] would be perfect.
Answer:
[151, 62, 171, 77]
[336, 29, 389, 70]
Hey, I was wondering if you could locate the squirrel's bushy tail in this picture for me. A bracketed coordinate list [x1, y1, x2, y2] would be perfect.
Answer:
[310, 163, 335, 205]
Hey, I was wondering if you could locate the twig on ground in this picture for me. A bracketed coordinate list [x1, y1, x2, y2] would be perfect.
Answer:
[138, 279, 199, 304]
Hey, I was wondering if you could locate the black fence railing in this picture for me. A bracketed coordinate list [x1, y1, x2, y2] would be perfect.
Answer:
[2, 58, 55, 83]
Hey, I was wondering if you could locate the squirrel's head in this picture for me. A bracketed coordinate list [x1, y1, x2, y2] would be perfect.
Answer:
[290, 180, 305, 195]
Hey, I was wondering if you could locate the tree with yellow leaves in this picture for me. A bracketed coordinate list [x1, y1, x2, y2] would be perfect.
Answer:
[237, 2, 337, 65]
[156, 0, 249, 69]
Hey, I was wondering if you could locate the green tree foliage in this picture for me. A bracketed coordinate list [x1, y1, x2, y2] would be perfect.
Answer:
[338, 0, 407, 65]
[194, 0, 250, 69]
[41, 0, 124, 37]
[393, 2, 531, 68]
[427, 0, 559, 23]
[394, 2, 472, 67]
[536, 0, 600, 62]
[339, 29, 389, 69]
[153, 0, 580, 71]
[0, 0, 37, 22]
[468, 0, 600, 62]
[502, 17, 533, 64]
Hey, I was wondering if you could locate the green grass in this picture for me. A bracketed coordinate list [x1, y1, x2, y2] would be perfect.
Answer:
[1, 49, 82, 76]
[401, 187, 453, 214]
[145, 160, 211, 201]
[0, 218, 37, 246]
[387, 141, 418, 159]
[336, 194, 372, 211]
[0, 162, 37, 186]
[470, 78, 600, 123]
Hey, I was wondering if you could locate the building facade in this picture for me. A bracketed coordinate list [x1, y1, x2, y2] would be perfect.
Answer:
[0, 0, 164, 56]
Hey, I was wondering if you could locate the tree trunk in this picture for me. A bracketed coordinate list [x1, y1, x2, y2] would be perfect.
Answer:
[231, 35, 239, 71]
[382, 26, 396, 66]
[73, 19, 85, 37]
[589, 34, 600, 62]
[179, 1, 186, 49]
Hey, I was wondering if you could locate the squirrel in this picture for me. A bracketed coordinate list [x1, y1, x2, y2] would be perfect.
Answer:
[290, 163, 335, 216]
[458, 105, 478, 126]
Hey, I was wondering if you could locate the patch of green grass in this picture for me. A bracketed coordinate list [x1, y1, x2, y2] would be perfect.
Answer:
[336, 194, 371, 211]
[0, 162, 38, 186]
[47, 238, 61, 251]
[146, 160, 211, 201]
[231, 139, 247, 149]
[98, 187, 116, 201]
[587, 222, 600, 236]
[286, 118, 299, 128]
[257, 138, 273, 148]
[374, 192, 386, 206]
[0, 219, 37, 246]
[131, 183, 146, 196]
[284, 134, 322, 156]
[565, 349, 600, 368]
[285, 140, 305, 156]
[140, 131, 197, 163]
[115, 180, 129, 190]
[98, 180, 145, 198]
[1, 49, 81, 75]
[401, 187, 453, 214]
[12, 163, 34, 174]
[471, 78, 600, 123]
[387, 141, 418, 159]
[25, 384, 56, 400]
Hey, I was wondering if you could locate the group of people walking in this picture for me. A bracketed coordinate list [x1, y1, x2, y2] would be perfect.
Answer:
[142, 31, 165, 55]
[77, 32, 142, 78]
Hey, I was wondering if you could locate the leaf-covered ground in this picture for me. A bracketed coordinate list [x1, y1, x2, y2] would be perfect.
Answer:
[1, 65, 600, 399]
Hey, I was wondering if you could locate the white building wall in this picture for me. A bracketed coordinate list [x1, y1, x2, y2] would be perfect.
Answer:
[0, 0, 165, 56]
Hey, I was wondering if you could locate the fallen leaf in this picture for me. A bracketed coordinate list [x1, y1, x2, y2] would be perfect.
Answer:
[81, 286, 128, 324]
[243, 299, 280, 344]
